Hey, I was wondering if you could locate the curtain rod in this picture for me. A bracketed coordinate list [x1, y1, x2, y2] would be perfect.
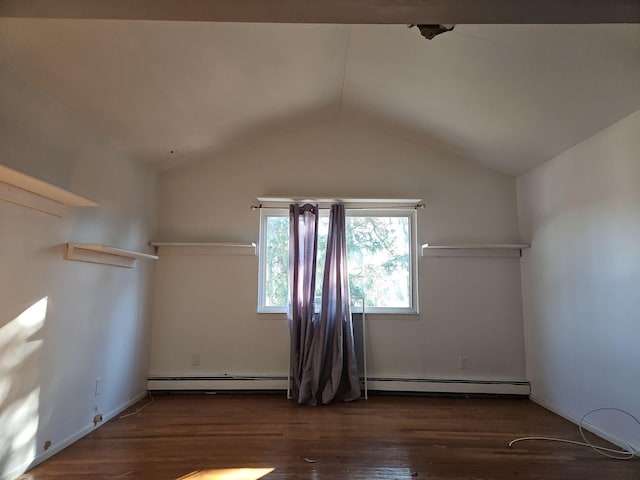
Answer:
[252, 204, 425, 210]
[251, 197, 425, 210]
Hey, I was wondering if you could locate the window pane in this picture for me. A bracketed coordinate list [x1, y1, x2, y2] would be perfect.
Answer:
[346, 216, 411, 308]
[314, 217, 329, 304]
[261, 211, 414, 313]
[264, 216, 289, 307]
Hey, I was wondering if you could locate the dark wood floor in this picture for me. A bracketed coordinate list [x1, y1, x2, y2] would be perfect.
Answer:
[18, 394, 640, 480]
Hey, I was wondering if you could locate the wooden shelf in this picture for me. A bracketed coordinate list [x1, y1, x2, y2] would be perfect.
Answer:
[0, 164, 98, 217]
[65, 243, 159, 268]
[421, 244, 530, 258]
[150, 242, 257, 256]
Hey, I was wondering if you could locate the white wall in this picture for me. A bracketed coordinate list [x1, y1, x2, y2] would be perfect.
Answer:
[151, 119, 527, 390]
[518, 111, 640, 449]
[0, 67, 156, 480]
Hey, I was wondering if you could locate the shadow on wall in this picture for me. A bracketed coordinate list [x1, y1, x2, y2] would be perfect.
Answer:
[0, 297, 48, 480]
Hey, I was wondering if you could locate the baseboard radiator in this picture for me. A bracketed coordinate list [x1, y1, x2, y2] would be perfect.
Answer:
[147, 376, 530, 396]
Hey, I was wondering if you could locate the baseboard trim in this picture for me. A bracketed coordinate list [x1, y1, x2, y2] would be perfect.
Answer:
[529, 394, 639, 454]
[3, 391, 148, 480]
[147, 376, 530, 396]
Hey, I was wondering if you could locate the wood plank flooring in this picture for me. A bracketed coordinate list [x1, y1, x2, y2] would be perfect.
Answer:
[17, 394, 640, 480]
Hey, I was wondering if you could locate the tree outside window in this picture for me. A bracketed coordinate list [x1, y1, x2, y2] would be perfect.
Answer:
[259, 209, 416, 314]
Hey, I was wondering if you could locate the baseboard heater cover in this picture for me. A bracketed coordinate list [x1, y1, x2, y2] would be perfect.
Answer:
[148, 376, 287, 391]
[147, 376, 530, 396]
[368, 378, 530, 395]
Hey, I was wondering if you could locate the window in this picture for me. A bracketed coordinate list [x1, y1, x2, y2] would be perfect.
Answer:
[258, 208, 418, 314]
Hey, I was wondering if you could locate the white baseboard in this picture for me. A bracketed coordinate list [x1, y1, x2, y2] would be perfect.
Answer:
[147, 376, 530, 396]
[530, 394, 639, 454]
[3, 391, 148, 480]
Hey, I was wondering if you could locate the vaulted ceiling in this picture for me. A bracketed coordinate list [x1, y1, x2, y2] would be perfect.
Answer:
[1, 7, 639, 175]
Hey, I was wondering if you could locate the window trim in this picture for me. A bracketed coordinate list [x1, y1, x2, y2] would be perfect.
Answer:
[257, 207, 419, 315]
[257, 208, 289, 314]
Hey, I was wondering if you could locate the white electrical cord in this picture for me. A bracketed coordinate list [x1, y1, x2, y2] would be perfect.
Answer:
[118, 391, 154, 419]
[509, 407, 640, 460]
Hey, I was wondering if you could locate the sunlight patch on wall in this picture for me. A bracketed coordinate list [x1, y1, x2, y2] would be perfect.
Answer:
[0, 297, 47, 479]
[0, 297, 47, 370]
[177, 468, 275, 480]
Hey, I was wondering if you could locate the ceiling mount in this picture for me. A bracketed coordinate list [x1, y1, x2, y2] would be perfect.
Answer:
[410, 24, 456, 40]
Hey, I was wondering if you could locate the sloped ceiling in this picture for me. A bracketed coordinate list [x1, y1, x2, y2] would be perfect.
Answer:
[0, 18, 638, 175]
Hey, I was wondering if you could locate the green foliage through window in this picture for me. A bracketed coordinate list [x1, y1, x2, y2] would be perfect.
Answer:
[260, 210, 415, 312]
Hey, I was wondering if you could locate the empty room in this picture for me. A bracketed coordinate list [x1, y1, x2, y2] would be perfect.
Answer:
[1, 2, 639, 479]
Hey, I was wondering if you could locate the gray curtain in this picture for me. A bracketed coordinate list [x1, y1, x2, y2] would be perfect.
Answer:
[289, 203, 361, 405]
[288, 204, 319, 401]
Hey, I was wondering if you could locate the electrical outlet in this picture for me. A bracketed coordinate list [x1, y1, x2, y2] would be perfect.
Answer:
[458, 355, 468, 370]
[93, 413, 103, 426]
[192, 354, 200, 367]
[95, 378, 102, 397]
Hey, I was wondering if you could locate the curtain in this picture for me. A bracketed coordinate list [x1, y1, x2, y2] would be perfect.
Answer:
[289, 203, 361, 405]
[288, 204, 319, 402]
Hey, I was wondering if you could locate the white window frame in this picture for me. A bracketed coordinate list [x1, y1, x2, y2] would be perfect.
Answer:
[257, 208, 290, 314]
[257, 207, 419, 315]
